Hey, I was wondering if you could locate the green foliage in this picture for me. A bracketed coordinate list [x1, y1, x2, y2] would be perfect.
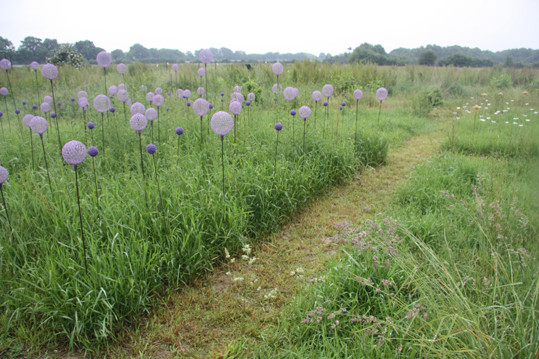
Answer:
[47, 44, 85, 68]
[490, 72, 513, 88]
[413, 87, 443, 115]
[418, 50, 437, 65]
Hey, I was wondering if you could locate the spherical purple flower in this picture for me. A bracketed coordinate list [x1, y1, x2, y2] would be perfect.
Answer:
[15, 108, 20, 115]
[40, 102, 50, 113]
[130, 113, 148, 132]
[87, 122, 95, 130]
[176, 89, 184, 98]
[51, 112, 56, 118]
[62, 140, 87, 166]
[342, 102, 346, 107]
[118, 83, 126, 91]
[41, 63, 58, 80]
[30, 116, 48, 135]
[146, 92, 154, 103]
[233, 85, 242, 93]
[197, 67, 205, 77]
[230, 92, 244, 104]
[199, 49, 213, 64]
[376, 87, 388, 101]
[275, 123, 283, 131]
[172, 63, 179, 72]
[88, 146, 99, 157]
[322, 84, 334, 98]
[44, 95, 53, 104]
[211, 111, 234, 136]
[70, 97, 75, 102]
[167, 91, 171, 96]
[22, 100, 27, 105]
[130, 102, 145, 115]
[229, 101, 242, 115]
[155, 87, 163, 95]
[0, 58, 11, 70]
[186, 101, 191, 107]
[272, 62, 284, 76]
[146, 143, 156, 155]
[247, 92, 255, 101]
[77, 90, 87, 99]
[245, 100, 251, 106]
[117, 89, 129, 103]
[283, 87, 297, 101]
[145, 107, 157, 121]
[30, 61, 40, 71]
[32, 104, 37, 110]
[209, 103, 214, 109]
[353, 89, 363, 101]
[0, 87, 8, 96]
[109, 107, 115, 113]
[23, 114, 34, 127]
[312, 91, 322, 102]
[175, 127, 184, 135]
[117, 63, 127, 74]
[96, 51, 112, 68]
[108, 85, 118, 96]
[93, 94, 111, 113]
[193, 98, 209, 117]
[78, 97, 89, 110]
[290, 109, 296, 116]
[152, 94, 164, 108]
[57, 101, 62, 107]
[197, 87, 205, 96]
[299, 105, 311, 119]
[220, 92, 224, 97]
[0, 166, 8, 185]
[183, 89, 191, 98]
[323, 101, 328, 107]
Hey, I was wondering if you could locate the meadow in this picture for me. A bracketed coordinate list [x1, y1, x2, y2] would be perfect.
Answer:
[0, 56, 537, 357]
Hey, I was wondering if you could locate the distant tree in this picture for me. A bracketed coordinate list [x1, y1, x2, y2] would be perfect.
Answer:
[47, 44, 84, 68]
[16, 36, 48, 63]
[42, 38, 59, 52]
[129, 43, 150, 60]
[418, 50, 437, 65]
[503, 56, 514, 67]
[74, 40, 102, 61]
[349, 43, 389, 65]
[0, 36, 15, 61]
[111, 49, 125, 62]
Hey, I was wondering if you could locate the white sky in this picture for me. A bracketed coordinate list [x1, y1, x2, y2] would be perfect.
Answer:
[1, 0, 538, 56]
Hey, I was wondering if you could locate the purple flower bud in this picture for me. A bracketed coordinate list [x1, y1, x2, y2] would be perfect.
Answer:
[323, 101, 328, 107]
[245, 100, 251, 106]
[57, 101, 62, 107]
[353, 89, 363, 100]
[22, 100, 27, 105]
[167, 91, 171, 96]
[87, 122, 95, 130]
[220, 92, 224, 96]
[186, 101, 191, 107]
[93, 94, 111, 113]
[176, 127, 184, 135]
[339, 106, 343, 110]
[290, 109, 296, 116]
[117, 63, 127, 75]
[0, 111, 2, 117]
[146, 143, 157, 155]
[41, 63, 58, 80]
[50, 112, 56, 118]
[70, 97, 75, 102]
[272, 62, 284, 76]
[209, 103, 214, 109]
[88, 146, 99, 157]
[109, 107, 116, 113]
[15, 108, 20, 115]
[32, 104, 37, 109]
[96, 51, 112, 68]
[30, 61, 40, 71]
[211, 111, 234, 136]
[130, 113, 148, 132]
[376, 87, 388, 101]
[275, 123, 283, 131]
[62, 140, 87, 166]
[0, 166, 8, 184]
[342, 102, 346, 107]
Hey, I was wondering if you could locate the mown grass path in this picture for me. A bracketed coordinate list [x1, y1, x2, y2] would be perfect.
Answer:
[107, 129, 444, 359]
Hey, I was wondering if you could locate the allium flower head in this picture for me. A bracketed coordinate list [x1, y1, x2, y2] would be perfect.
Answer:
[176, 127, 184, 135]
[275, 123, 283, 131]
[193, 98, 209, 117]
[209, 103, 214, 109]
[88, 146, 99, 157]
[342, 101, 346, 107]
[283, 87, 297, 101]
[0, 166, 8, 184]
[198, 49, 213, 64]
[211, 111, 234, 136]
[312, 90, 322, 102]
[117, 89, 129, 103]
[376, 87, 388, 101]
[146, 143, 156, 155]
[152, 94, 164, 108]
[197, 67, 205, 77]
[96, 51, 112, 68]
[176, 89, 184, 98]
[145, 107, 157, 121]
[323, 101, 328, 107]
[70, 97, 75, 102]
[40, 102, 50, 113]
[118, 83, 126, 91]
[117, 63, 127, 74]
[41, 63, 58, 80]
[272, 62, 284, 76]
[22, 100, 27, 105]
[197, 87, 205, 96]
[172, 63, 179, 72]
[0, 88, 7, 96]
[30, 116, 48, 135]
[183, 89, 191, 98]
[290, 109, 296, 116]
[15, 108, 20, 114]
[272, 83, 283, 95]
[108, 85, 118, 96]
[30, 61, 40, 71]
[130, 113, 148, 132]
[87, 122, 95, 130]
[187, 101, 191, 107]
[299, 105, 311, 119]
[322, 84, 334, 98]
[245, 101, 251, 106]
[230, 92, 244, 104]
[93, 94, 111, 113]
[247, 92, 255, 101]
[233, 85, 242, 93]
[77, 90, 87, 99]
[353, 89, 363, 100]
[62, 140, 87, 166]
[23, 114, 34, 127]
[155, 87, 163, 95]
[130, 102, 145, 115]
[0, 58, 11, 70]
[78, 97, 89, 109]
[229, 101, 242, 115]
[50, 112, 57, 118]
[32, 104, 37, 109]
[44, 96, 53, 104]
[146, 92, 154, 103]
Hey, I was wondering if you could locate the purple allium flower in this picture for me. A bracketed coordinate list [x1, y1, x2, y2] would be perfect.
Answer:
[0, 88, 8, 96]
[23, 114, 34, 127]
[130, 102, 145, 115]
[323, 101, 328, 107]
[167, 91, 171, 96]
[109, 107, 115, 113]
[229, 101, 242, 115]
[172, 63, 179, 72]
[183, 89, 191, 98]
[0, 58, 11, 70]
[272, 62, 284, 76]
[199, 49, 213, 64]
[187, 101, 191, 107]
[245, 100, 251, 106]
[78, 97, 89, 110]
[30, 61, 40, 71]
[87, 122, 95, 130]
[77, 90, 87, 99]
[32, 104, 37, 109]
[118, 83, 126, 91]
[0, 166, 8, 184]
[197, 87, 205, 96]
[117, 63, 127, 74]
[108, 85, 118, 96]
[41, 63, 58, 80]
[96, 51, 112, 68]
[175, 127, 184, 135]
[146, 92, 154, 103]
[283, 87, 297, 101]
[176, 89, 184, 98]
[44, 96, 53, 104]
[230, 92, 244, 104]
[130, 113, 148, 132]
[290, 109, 296, 116]
[70, 97, 75, 102]
[299, 105, 311, 119]
[117, 89, 129, 103]
[62, 140, 87, 166]
[233, 85, 242, 93]
[30, 116, 48, 135]
[247, 92, 255, 101]
[312, 91, 322, 102]
[339, 106, 343, 110]
[50, 112, 56, 118]
[155, 87, 163, 95]
[275, 123, 283, 131]
[0, 111, 2, 117]
[193, 98, 209, 117]
[342, 102, 346, 107]
[322, 84, 334, 98]
[40, 102, 50, 113]
[57, 101, 62, 107]
[145, 107, 157, 121]
[152, 94, 164, 108]
[22, 100, 27, 105]
[353, 89, 363, 100]
[197, 67, 205, 77]
[15, 108, 20, 115]
[376, 87, 388, 101]
[220, 92, 224, 97]
[93, 94, 111, 113]
[211, 111, 234, 136]
[146, 143, 157, 155]
[88, 146, 99, 157]
[209, 103, 214, 109]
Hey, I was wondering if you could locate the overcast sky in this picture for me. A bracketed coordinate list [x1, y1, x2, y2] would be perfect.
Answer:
[1, 0, 538, 56]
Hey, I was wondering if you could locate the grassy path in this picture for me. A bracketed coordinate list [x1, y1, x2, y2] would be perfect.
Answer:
[107, 129, 444, 358]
